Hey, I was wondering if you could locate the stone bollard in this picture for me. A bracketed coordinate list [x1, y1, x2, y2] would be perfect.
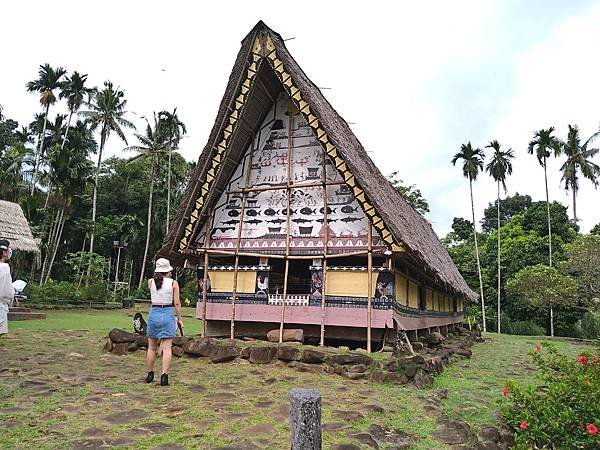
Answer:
[289, 388, 322, 450]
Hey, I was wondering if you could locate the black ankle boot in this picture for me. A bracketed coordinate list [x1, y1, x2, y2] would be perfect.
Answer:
[160, 373, 169, 386]
[145, 371, 154, 383]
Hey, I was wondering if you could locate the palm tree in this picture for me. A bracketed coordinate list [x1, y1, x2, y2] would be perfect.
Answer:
[26, 64, 67, 193]
[485, 140, 514, 334]
[157, 109, 187, 234]
[58, 72, 95, 152]
[559, 125, 600, 223]
[528, 128, 561, 266]
[124, 115, 168, 288]
[451, 142, 487, 332]
[40, 121, 96, 284]
[79, 81, 134, 259]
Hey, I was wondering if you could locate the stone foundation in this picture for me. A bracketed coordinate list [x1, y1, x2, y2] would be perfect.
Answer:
[103, 326, 483, 387]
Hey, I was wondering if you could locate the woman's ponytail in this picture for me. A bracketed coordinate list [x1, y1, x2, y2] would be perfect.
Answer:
[153, 272, 164, 290]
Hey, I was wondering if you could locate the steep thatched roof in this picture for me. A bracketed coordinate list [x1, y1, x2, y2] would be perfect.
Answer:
[158, 21, 477, 301]
[0, 200, 39, 253]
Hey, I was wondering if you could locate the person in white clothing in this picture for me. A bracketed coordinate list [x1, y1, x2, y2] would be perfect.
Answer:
[0, 239, 15, 336]
[145, 258, 183, 386]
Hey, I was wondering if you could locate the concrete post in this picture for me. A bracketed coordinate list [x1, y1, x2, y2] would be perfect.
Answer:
[289, 388, 321, 450]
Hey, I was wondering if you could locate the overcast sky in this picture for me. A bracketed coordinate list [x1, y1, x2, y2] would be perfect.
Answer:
[2, 0, 600, 235]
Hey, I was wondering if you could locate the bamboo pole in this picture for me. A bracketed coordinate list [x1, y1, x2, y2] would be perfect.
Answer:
[225, 179, 346, 195]
[367, 225, 373, 353]
[278, 112, 294, 344]
[319, 141, 329, 346]
[230, 131, 257, 340]
[200, 208, 213, 337]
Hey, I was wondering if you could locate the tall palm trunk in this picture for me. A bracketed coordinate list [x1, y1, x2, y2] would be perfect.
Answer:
[45, 207, 66, 284]
[469, 176, 486, 332]
[572, 182, 577, 223]
[166, 145, 172, 235]
[44, 109, 75, 209]
[39, 208, 62, 285]
[86, 125, 107, 284]
[543, 156, 555, 337]
[31, 103, 50, 194]
[496, 180, 501, 333]
[139, 159, 156, 288]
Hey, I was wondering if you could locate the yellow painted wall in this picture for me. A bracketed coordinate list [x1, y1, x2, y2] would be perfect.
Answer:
[408, 281, 419, 309]
[395, 274, 408, 306]
[425, 289, 433, 310]
[325, 271, 377, 297]
[209, 270, 256, 293]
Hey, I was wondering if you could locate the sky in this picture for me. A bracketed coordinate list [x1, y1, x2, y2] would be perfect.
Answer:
[2, 0, 600, 235]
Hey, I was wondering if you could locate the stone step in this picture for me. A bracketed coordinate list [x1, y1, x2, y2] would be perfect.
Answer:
[8, 312, 47, 321]
[9, 307, 32, 313]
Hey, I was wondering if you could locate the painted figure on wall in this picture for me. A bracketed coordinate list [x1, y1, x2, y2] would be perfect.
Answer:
[255, 273, 269, 297]
[311, 270, 323, 297]
[374, 271, 394, 301]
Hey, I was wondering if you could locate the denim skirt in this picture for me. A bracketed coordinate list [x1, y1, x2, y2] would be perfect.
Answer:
[147, 306, 176, 339]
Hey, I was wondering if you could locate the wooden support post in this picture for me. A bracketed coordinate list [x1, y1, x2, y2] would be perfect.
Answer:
[319, 139, 329, 347]
[367, 225, 373, 353]
[230, 131, 257, 340]
[279, 111, 293, 344]
[200, 208, 213, 337]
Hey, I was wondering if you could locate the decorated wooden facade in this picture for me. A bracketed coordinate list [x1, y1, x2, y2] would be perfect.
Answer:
[158, 21, 477, 349]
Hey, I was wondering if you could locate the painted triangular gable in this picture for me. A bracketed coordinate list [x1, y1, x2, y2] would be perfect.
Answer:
[178, 30, 401, 254]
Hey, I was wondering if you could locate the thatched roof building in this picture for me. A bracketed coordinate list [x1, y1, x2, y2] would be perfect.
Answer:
[159, 21, 476, 303]
[0, 200, 40, 254]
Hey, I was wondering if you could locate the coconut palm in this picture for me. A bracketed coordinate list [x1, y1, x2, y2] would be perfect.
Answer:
[157, 108, 187, 234]
[26, 64, 67, 193]
[124, 115, 168, 288]
[451, 142, 487, 332]
[528, 128, 561, 267]
[79, 81, 134, 259]
[559, 125, 600, 223]
[485, 140, 514, 334]
[58, 72, 95, 152]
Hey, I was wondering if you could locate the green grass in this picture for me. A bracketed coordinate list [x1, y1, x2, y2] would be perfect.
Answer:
[1, 311, 596, 449]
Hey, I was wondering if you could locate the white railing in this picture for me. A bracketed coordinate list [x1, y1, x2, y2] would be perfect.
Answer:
[268, 294, 310, 306]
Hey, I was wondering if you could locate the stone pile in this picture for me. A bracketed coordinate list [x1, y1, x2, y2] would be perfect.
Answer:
[103, 326, 482, 388]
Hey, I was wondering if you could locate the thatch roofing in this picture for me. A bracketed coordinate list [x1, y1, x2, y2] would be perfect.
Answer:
[0, 200, 40, 253]
[158, 21, 477, 302]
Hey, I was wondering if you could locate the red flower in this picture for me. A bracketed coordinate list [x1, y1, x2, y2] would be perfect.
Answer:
[535, 344, 542, 352]
[503, 387, 509, 397]
[584, 379, 590, 386]
[520, 421, 528, 430]
[577, 355, 588, 366]
[594, 355, 598, 365]
[587, 424, 598, 436]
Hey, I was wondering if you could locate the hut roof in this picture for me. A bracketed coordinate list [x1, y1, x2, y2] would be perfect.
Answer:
[158, 21, 477, 301]
[0, 200, 40, 253]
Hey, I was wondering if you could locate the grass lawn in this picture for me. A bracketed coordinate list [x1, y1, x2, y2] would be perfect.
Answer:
[1, 309, 596, 449]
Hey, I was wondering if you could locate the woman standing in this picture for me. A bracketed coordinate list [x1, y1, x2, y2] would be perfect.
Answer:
[145, 258, 183, 386]
[0, 239, 14, 337]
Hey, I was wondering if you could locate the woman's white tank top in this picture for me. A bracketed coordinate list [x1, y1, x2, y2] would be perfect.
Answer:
[150, 278, 174, 305]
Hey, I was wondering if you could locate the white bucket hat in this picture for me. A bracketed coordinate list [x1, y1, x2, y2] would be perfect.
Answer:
[154, 258, 173, 273]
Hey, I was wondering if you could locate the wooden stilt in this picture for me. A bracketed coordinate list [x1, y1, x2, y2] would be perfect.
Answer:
[230, 131, 257, 340]
[200, 208, 212, 337]
[319, 139, 329, 347]
[367, 225, 373, 353]
[279, 111, 294, 344]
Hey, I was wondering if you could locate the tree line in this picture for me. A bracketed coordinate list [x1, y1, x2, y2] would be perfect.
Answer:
[450, 128, 600, 337]
[0, 64, 193, 297]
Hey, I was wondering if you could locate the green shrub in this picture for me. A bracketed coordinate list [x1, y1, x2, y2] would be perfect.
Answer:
[577, 313, 600, 340]
[500, 344, 600, 448]
[25, 280, 114, 305]
[503, 320, 546, 336]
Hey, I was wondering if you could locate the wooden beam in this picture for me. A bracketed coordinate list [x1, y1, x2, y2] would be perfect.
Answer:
[225, 179, 345, 195]
[200, 208, 213, 337]
[187, 249, 381, 260]
[319, 142, 329, 347]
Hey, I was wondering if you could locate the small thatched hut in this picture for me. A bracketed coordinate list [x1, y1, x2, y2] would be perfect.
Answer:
[158, 21, 476, 350]
[0, 200, 40, 274]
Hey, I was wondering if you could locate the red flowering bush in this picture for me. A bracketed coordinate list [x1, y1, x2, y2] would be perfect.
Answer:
[500, 343, 600, 449]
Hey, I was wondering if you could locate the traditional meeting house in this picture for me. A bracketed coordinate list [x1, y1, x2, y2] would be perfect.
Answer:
[159, 21, 477, 351]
